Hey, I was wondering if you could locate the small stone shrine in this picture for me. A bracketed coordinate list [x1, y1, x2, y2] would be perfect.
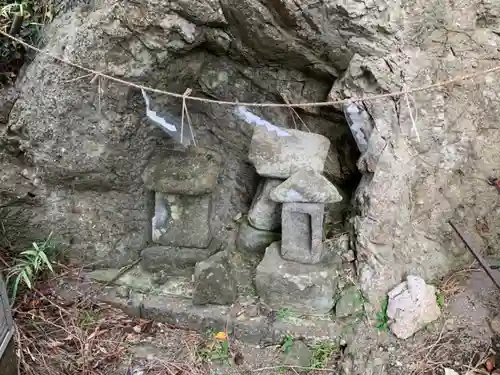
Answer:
[239, 126, 345, 314]
[140, 147, 224, 280]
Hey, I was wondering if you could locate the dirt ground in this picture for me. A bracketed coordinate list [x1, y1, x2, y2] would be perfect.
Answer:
[117, 266, 500, 375]
[11, 264, 500, 375]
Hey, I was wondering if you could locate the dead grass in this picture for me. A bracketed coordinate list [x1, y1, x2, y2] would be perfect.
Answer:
[406, 263, 495, 375]
[11, 269, 342, 375]
[408, 323, 490, 375]
[439, 269, 469, 300]
[437, 263, 479, 304]
[9, 266, 211, 375]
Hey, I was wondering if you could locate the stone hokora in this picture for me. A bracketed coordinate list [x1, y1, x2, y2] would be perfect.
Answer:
[248, 126, 330, 178]
[271, 169, 343, 264]
[280, 202, 325, 264]
[142, 147, 222, 249]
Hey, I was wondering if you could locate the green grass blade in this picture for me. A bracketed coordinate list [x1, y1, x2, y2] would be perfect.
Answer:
[38, 250, 54, 272]
[20, 269, 32, 289]
[10, 275, 21, 302]
[20, 249, 38, 257]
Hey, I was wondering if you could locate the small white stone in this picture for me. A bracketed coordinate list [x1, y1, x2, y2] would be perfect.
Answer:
[32, 177, 42, 186]
[444, 368, 460, 375]
[387, 275, 441, 340]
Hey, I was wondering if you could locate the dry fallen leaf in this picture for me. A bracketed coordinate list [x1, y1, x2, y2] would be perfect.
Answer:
[486, 356, 496, 372]
[215, 331, 227, 340]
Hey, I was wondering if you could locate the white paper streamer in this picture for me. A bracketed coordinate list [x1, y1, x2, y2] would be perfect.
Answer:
[142, 89, 177, 132]
[141, 89, 193, 146]
[343, 103, 370, 153]
[235, 106, 291, 137]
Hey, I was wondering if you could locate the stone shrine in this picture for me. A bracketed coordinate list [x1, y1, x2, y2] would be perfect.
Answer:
[241, 125, 346, 314]
[140, 147, 224, 280]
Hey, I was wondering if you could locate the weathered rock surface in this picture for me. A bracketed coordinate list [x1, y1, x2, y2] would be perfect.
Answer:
[153, 193, 212, 248]
[249, 127, 331, 178]
[270, 169, 343, 203]
[236, 218, 281, 253]
[335, 286, 364, 318]
[219, 0, 401, 76]
[280, 341, 313, 368]
[323, 233, 351, 263]
[193, 251, 237, 305]
[1, 0, 366, 266]
[325, 0, 500, 311]
[489, 313, 500, 336]
[0, 87, 18, 127]
[248, 179, 283, 231]
[255, 242, 339, 314]
[142, 147, 222, 195]
[281, 202, 325, 264]
[387, 275, 441, 340]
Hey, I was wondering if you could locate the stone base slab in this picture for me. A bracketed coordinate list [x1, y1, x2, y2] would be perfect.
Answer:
[57, 277, 353, 346]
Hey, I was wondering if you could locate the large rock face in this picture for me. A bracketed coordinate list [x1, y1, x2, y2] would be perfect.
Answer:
[330, 0, 500, 309]
[2, 0, 498, 327]
[0, 0, 365, 266]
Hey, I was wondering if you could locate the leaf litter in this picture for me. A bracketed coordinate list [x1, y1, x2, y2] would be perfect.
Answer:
[13, 268, 208, 375]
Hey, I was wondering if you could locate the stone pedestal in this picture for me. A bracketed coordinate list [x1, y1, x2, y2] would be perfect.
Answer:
[255, 242, 339, 315]
[141, 239, 222, 278]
